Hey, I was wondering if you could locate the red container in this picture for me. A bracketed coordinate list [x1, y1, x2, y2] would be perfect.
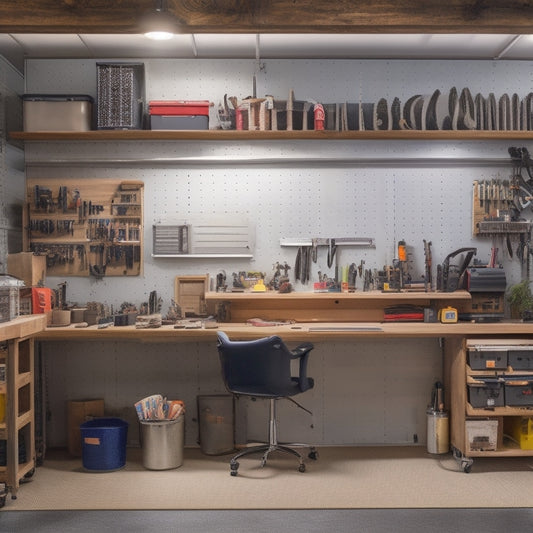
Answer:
[149, 100, 210, 116]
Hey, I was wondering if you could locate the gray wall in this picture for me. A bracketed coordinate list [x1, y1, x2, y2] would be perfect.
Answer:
[0, 56, 24, 271]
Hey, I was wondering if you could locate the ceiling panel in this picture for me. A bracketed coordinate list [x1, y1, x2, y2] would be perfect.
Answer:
[80, 34, 197, 59]
[2, 33, 533, 74]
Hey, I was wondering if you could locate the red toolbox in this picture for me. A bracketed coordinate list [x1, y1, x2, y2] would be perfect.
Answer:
[149, 100, 210, 130]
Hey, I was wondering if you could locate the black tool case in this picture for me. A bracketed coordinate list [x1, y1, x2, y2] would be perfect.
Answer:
[467, 378, 505, 408]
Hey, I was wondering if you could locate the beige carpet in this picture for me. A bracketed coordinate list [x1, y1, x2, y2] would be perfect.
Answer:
[4, 446, 533, 511]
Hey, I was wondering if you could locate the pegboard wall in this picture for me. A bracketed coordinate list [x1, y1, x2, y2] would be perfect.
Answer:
[22, 58, 533, 308]
[22, 57, 533, 446]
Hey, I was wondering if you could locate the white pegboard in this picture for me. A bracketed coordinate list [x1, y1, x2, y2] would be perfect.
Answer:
[21, 57, 533, 446]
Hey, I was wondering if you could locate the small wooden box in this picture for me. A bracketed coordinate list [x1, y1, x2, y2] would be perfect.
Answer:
[175, 275, 209, 316]
[67, 399, 105, 456]
[7, 253, 46, 287]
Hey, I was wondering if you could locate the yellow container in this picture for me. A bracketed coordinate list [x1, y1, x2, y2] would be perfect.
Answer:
[505, 417, 533, 450]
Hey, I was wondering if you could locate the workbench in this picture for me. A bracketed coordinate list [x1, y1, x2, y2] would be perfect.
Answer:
[35, 319, 533, 343]
[24, 287, 533, 472]
[0, 315, 47, 503]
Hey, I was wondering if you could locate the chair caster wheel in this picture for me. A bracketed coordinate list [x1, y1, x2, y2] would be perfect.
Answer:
[298, 463, 306, 473]
[308, 450, 318, 460]
[230, 461, 239, 476]
[230, 470, 238, 476]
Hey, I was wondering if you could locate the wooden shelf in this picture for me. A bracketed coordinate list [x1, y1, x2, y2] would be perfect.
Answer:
[205, 289, 471, 301]
[11, 130, 533, 142]
[466, 403, 533, 416]
[205, 289, 471, 323]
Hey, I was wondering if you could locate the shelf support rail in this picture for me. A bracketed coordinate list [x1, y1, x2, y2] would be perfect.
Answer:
[280, 237, 375, 247]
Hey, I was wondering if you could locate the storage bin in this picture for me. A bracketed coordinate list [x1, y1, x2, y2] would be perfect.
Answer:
[23, 94, 93, 131]
[140, 415, 184, 470]
[504, 417, 533, 450]
[149, 100, 210, 130]
[466, 419, 498, 452]
[198, 395, 235, 455]
[80, 417, 128, 471]
[504, 377, 533, 406]
[508, 348, 533, 370]
[97, 62, 145, 129]
[150, 115, 209, 130]
[467, 378, 504, 408]
[468, 348, 507, 370]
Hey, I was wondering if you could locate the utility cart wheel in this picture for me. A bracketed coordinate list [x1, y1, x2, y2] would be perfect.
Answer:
[462, 460, 473, 474]
[230, 460, 239, 476]
[308, 448, 318, 461]
[23, 468, 35, 480]
[452, 446, 473, 473]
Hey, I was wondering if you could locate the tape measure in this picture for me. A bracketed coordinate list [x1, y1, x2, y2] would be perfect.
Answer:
[438, 306, 458, 323]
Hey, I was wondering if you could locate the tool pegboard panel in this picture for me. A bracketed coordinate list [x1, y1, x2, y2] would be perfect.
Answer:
[26, 177, 143, 277]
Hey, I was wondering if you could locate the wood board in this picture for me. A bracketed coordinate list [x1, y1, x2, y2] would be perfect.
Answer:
[25, 178, 143, 278]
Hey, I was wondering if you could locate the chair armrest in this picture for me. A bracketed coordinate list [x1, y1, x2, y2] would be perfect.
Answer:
[290, 342, 314, 392]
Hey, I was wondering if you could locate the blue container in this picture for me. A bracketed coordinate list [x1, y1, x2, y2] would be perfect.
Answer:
[80, 417, 128, 472]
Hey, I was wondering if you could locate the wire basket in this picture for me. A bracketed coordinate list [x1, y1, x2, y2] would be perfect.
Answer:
[96, 63, 145, 129]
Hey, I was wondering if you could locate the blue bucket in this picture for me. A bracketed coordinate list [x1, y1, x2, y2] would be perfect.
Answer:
[80, 417, 128, 472]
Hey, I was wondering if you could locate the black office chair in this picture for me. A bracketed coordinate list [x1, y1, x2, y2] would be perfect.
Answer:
[216, 331, 317, 476]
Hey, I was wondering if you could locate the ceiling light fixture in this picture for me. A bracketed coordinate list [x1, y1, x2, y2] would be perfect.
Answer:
[141, 0, 180, 40]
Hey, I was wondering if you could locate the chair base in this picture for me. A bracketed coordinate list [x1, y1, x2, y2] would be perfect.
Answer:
[229, 443, 318, 476]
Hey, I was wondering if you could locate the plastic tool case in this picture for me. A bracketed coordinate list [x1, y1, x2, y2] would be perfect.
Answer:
[23, 94, 93, 131]
[149, 100, 210, 130]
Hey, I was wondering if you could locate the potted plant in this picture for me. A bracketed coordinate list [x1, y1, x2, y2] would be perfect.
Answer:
[507, 279, 533, 319]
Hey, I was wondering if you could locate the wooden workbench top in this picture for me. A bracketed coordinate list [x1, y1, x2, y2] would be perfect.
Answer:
[35, 320, 533, 343]
[0, 315, 47, 342]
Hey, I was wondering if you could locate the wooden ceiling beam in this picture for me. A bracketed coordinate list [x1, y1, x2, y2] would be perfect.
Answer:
[1, 0, 533, 34]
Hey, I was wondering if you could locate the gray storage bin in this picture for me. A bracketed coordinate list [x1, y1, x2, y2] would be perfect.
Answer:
[198, 395, 235, 455]
[23, 94, 93, 131]
[468, 379, 504, 408]
[504, 378, 533, 406]
[508, 349, 533, 370]
[151, 115, 209, 130]
[468, 348, 507, 370]
[140, 415, 184, 470]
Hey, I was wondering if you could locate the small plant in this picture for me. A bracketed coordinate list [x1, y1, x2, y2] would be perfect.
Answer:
[507, 279, 533, 319]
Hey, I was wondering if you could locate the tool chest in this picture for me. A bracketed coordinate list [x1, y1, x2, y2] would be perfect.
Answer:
[446, 338, 533, 472]
[149, 100, 210, 130]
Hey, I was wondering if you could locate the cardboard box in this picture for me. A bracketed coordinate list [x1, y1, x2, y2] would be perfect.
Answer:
[67, 399, 105, 456]
[7, 253, 46, 287]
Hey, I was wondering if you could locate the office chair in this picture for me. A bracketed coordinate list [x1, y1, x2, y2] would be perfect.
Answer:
[216, 331, 317, 476]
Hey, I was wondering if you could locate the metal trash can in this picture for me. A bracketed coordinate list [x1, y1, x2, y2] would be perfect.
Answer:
[426, 409, 449, 454]
[198, 395, 235, 455]
[140, 415, 184, 470]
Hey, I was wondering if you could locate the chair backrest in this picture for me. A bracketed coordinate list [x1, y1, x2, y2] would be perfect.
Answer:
[217, 331, 294, 395]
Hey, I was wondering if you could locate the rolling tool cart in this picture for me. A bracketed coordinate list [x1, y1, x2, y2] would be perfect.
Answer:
[446, 338, 533, 473]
